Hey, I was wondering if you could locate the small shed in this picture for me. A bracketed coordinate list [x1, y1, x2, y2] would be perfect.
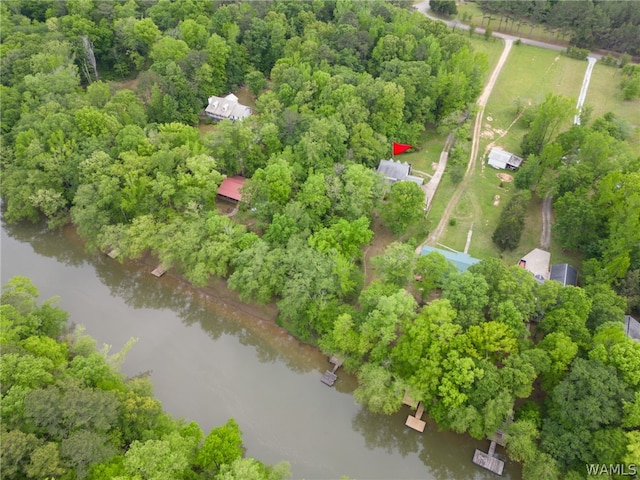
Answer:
[519, 249, 550, 279]
[487, 148, 523, 170]
[625, 315, 640, 342]
[549, 263, 578, 286]
[420, 246, 481, 272]
[217, 176, 246, 202]
[377, 159, 424, 185]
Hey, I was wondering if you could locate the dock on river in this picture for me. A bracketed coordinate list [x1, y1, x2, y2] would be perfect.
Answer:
[106, 248, 119, 259]
[320, 356, 343, 386]
[473, 440, 504, 475]
[151, 265, 167, 277]
[405, 401, 426, 432]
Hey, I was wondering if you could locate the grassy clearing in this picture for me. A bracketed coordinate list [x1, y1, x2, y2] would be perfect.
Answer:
[583, 63, 640, 139]
[456, 3, 571, 46]
[468, 35, 506, 74]
[429, 43, 598, 269]
[400, 127, 449, 174]
[481, 44, 588, 154]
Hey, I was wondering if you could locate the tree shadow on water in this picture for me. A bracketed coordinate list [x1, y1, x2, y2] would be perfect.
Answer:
[351, 405, 421, 456]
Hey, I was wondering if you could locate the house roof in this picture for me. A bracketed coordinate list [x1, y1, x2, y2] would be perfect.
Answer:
[519, 248, 551, 279]
[625, 315, 640, 342]
[377, 159, 424, 185]
[488, 148, 523, 169]
[550, 263, 578, 286]
[420, 246, 481, 272]
[217, 176, 246, 201]
[205, 93, 252, 120]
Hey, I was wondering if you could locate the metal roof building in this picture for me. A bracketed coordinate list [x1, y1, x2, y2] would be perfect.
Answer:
[487, 148, 523, 170]
[377, 159, 424, 185]
[549, 263, 578, 286]
[420, 246, 481, 272]
[217, 176, 246, 201]
[625, 315, 640, 342]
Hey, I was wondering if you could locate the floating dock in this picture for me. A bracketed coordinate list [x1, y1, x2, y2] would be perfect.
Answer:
[473, 440, 504, 475]
[151, 265, 167, 277]
[405, 401, 426, 432]
[320, 356, 343, 386]
[106, 249, 119, 259]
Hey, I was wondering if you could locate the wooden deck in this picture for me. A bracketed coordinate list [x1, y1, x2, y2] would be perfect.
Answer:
[321, 371, 338, 386]
[107, 249, 119, 259]
[405, 401, 426, 432]
[473, 441, 504, 476]
[321, 356, 343, 386]
[151, 265, 167, 277]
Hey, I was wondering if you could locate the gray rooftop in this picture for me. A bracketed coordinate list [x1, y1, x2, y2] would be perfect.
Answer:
[625, 315, 640, 342]
[377, 159, 424, 185]
[550, 263, 578, 286]
[488, 148, 523, 169]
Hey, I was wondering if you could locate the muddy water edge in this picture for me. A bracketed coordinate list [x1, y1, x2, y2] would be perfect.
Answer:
[0, 219, 522, 480]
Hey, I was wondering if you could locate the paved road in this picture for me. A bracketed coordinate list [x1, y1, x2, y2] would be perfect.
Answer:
[413, 1, 602, 56]
[574, 56, 598, 124]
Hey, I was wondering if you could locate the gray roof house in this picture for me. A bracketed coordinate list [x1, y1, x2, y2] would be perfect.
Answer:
[625, 315, 640, 342]
[205, 93, 252, 122]
[549, 263, 578, 286]
[377, 159, 424, 185]
[487, 148, 523, 170]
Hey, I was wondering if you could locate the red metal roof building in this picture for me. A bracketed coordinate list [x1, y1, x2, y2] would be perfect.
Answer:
[217, 176, 246, 202]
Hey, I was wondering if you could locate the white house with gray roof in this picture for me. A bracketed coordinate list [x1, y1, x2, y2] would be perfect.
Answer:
[377, 159, 424, 185]
[205, 93, 252, 122]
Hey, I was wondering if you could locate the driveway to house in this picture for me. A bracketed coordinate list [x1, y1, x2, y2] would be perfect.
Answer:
[540, 194, 553, 249]
[421, 37, 514, 247]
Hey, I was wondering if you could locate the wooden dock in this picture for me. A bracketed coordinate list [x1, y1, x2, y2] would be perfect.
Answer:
[405, 401, 426, 432]
[321, 356, 343, 386]
[402, 392, 418, 409]
[106, 249, 119, 259]
[473, 440, 504, 475]
[151, 265, 167, 277]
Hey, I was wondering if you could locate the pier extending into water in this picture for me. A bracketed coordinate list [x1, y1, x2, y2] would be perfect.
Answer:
[473, 438, 505, 475]
[321, 355, 343, 386]
[403, 393, 426, 432]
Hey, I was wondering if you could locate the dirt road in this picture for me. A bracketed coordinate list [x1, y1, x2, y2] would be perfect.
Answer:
[423, 38, 513, 247]
[540, 194, 552, 249]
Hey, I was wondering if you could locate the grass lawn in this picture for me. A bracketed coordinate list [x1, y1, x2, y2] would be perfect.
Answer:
[481, 44, 588, 154]
[429, 43, 597, 269]
[583, 63, 640, 140]
[468, 34, 506, 75]
[399, 127, 449, 175]
[456, 2, 571, 46]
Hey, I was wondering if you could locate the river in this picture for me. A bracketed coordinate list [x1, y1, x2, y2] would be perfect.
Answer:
[0, 219, 522, 480]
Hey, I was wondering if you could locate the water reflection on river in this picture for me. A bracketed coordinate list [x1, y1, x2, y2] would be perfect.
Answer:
[1, 219, 522, 480]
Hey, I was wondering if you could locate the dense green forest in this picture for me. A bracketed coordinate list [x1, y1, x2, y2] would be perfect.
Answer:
[476, 0, 640, 55]
[1, 1, 640, 479]
[0, 276, 291, 480]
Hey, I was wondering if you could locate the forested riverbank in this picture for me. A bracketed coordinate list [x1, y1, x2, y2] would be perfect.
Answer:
[1, 276, 291, 480]
[1, 1, 639, 479]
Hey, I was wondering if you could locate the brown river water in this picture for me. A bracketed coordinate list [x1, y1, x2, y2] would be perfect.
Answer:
[0, 218, 522, 480]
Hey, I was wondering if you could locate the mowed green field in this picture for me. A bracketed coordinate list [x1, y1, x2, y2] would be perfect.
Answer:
[481, 44, 588, 153]
[584, 62, 640, 140]
[433, 44, 600, 268]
